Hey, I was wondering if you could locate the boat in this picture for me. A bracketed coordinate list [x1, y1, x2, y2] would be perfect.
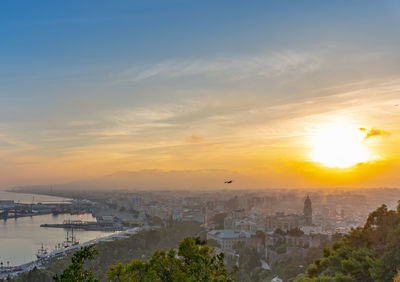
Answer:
[63, 228, 79, 248]
[36, 243, 48, 259]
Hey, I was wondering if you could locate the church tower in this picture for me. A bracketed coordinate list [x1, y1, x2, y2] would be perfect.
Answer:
[303, 195, 312, 226]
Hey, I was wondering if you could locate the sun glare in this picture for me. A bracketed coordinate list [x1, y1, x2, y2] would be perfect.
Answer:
[309, 122, 372, 168]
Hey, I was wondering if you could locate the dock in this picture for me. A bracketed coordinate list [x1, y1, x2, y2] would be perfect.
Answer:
[41, 219, 123, 231]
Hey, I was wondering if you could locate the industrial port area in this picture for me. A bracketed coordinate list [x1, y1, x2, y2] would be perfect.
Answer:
[0, 199, 73, 220]
[0, 197, 125, 231]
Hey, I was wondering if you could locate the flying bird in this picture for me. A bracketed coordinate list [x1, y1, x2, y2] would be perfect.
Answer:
[224, 180, 233, 184]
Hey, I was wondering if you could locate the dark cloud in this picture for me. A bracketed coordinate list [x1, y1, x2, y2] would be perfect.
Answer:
[359, 128, 391, 140]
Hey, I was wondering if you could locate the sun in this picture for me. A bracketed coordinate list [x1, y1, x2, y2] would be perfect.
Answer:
[309, 122, 372, 168]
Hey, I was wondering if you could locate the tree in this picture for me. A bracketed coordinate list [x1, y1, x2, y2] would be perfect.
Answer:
[287, 228, 304, 237]
[295, 201, 400, 282]
[13, 266, 52, 282]
[53, 245, 99, 282]
[370, 225, 400, 281]
[274, 228, 286, 236]
[106, 237, 234, 281]
[233, 245, 262, 281]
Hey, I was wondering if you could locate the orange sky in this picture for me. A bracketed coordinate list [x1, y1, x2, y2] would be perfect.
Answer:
[1, 81, 399, 188]
[1, 2, 400, 188]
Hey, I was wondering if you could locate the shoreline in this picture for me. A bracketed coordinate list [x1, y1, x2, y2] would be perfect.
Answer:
[0, 189, 150, 278]
[0, 225, 159, 279]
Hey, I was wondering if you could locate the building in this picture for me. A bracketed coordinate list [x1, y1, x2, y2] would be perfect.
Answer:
[224, 208, 246, 229]
[265, 196, 313, 232]
[224, 215, 234, 229]
[145, 206, 171, 220]
[234, 219, 258, 234]
[304, 195, 313, 226]
[207, 229, 251, 250]
[265, 212, 303, 232]
[132, 196, 142, 210]
[232, 208, 246, 220]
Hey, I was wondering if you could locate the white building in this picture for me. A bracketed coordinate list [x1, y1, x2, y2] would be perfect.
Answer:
[207, 229, 251, 250]
[132, 196, 142, 210]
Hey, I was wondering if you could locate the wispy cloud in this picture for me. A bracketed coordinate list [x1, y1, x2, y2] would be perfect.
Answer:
[115, 50, 322, 83]
[79, 101, 204, 138]
[184, 135, 206, 144]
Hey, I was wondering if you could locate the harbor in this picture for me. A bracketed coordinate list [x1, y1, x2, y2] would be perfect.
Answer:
[0, 191, 116, 269]
[0, 225, 157, 279]
[0, 189, 153, 279]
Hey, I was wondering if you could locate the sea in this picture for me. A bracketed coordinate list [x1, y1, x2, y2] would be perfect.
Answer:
[0, 190, 114, 266]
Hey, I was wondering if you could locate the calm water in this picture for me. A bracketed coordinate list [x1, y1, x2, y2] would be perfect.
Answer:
[0, 190, 113, 266]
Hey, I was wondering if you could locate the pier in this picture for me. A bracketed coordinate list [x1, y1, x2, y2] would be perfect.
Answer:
[40, 219, 124, 231]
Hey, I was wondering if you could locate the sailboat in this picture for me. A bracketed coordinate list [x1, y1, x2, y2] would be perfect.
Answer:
[63, 228, 79, 248]
[36, 243, 48, 259]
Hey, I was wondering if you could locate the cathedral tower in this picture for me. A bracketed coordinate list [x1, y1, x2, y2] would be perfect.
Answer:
[303, 195, 312, 226]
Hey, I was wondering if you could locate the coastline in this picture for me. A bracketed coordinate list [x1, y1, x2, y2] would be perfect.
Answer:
[0, 225, 155, 279]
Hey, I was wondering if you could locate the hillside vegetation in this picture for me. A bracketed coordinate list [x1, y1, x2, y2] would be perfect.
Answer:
[296, 202, 400, 282]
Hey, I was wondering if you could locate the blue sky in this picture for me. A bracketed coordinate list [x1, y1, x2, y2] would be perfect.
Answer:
[0, 1, 400, 187]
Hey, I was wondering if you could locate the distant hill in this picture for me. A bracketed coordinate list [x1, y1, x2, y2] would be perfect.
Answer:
[56, 169, 250, 191]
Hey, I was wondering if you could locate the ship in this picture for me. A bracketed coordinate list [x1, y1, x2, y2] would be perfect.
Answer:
[63, 228, 79, 248]
[36, 243, 48, 259]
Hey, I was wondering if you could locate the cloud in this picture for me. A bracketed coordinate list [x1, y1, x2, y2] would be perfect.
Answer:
[185, 135, 206, 144]
[79, 101, 205, 138]
[115, 50, 321, 83]
[360, 128, 391, 139]
[66, 120, 100, 127]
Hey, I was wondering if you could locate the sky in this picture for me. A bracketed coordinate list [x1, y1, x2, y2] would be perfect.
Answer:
[0, 0, 400, 188]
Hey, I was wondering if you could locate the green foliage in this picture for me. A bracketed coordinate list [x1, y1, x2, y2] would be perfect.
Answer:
[275, 243, 287, 254]
[106, 237, 234, 281]
[233, 246, 262, 281]
[11, 267, 52, 282]
[369, 224, 400, 281]
[295, 202, 400, 282]
[82, 221, 203, 280]
[254, 231, 266, 247]
[53, 245, 99, 282]
[287, 228, 305, 237]
[274, 228, 286, 236]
